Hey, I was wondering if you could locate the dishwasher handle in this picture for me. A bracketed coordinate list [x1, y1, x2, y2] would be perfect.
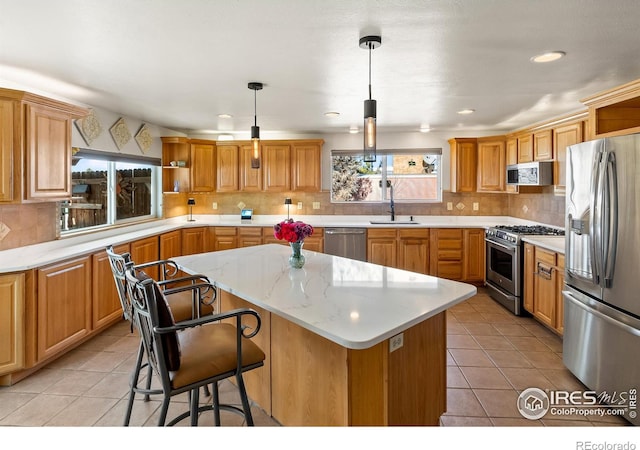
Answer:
[325, 229, 366, 235]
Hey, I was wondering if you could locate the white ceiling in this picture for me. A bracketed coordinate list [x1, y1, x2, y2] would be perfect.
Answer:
[2, 0, 640, 138]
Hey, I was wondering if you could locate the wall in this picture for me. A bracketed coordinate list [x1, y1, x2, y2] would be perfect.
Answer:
[507, 187, 565, 227]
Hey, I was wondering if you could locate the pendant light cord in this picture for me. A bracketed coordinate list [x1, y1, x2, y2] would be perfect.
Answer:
[254, 89, 257, 127]
[368, 43, 372, 100]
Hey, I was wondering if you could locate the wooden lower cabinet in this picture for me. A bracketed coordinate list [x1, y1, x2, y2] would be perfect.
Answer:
[37, 256, 92, 362]
[367, 229, 397, 268]
[429, 228, 485, 283]
[238, 227, 263, 248]
[0, 273, 25, 376]
[397, 229, 429, 274]
[181, 227, 206, 255]
[211, 227, 237, 251]
[130, 236, 160, 279]
[302, 229, 323, 252]
[160, 229, 182, 259]
[92, 244, 128, 331]
[524, 243, 565, 335]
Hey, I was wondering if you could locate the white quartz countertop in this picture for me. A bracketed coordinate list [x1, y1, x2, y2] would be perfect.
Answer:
[0, 214, 551, 273]
[173, 244, 477, 349]
[521, 236, 566, 254]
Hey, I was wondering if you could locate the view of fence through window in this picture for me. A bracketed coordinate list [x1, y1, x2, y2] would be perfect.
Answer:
[331, 149, 442, 203]
[60, 154, 157, 233]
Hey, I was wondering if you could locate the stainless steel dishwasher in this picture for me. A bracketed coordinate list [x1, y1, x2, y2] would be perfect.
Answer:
[323, 228, 367, 261]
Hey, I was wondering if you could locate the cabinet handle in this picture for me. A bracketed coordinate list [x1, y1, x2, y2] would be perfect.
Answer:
[534, 263, 553, 280]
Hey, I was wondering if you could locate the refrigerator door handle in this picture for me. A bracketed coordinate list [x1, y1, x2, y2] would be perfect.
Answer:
[590, 148, 604, 285]
[564, 290, 640, 338]
[603, 151, 618, 288]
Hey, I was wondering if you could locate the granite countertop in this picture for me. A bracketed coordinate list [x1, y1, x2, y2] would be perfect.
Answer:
[0, 214, 556, 273]
[173, 244, 477, 349]
[521, 236, 566, 254]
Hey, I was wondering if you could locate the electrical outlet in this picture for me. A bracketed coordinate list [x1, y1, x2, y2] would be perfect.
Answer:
[237, 201, 246, 209]
[312, 201, 320, 209]
[447, 202, 453, 211]
[212, 202, 218, 210]
[390, 333, 404, 352]
[473, 202, 479, 211]
[297, 202, 303, 210]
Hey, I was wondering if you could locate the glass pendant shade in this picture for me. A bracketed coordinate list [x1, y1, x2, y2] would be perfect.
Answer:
[251, 125, 260, 169]
[363, 99, 377, 162]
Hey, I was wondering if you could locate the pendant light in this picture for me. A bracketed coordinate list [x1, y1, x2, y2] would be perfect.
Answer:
[248, 82, 263, 169]
[359, 35, 381, 162]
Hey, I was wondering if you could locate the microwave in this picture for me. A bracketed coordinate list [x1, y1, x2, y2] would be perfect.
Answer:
[506, 161, 553, 186]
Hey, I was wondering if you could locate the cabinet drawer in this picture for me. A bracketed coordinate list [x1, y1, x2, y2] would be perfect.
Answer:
[214, 227, 237, 236]
[437, 250, 462, 261]
[368, 229, 397, 239]
[536, 248, 556, 265]
[398, 228, 429, 239]
[434, 229, 462, 240]
[435, 262, 462, 280]
[239, 227, 262, 237]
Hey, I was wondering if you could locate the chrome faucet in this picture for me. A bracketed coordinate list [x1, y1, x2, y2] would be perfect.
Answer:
[388, 184, 395, 221]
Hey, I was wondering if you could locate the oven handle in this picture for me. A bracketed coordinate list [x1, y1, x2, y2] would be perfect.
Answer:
[485, 238, 517, 254]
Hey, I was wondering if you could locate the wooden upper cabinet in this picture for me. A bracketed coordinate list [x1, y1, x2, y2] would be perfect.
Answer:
[553, 121, 583, 189]
[190, 140, 216, 192]
[263, 144, 291, 192]
[161, 137, 191, 193]
[517, 133, 533, 163]
[533, 129, 553, 161]
[448, 138, 477, 193]
[216, 144, 239, 192]
[291, 141, 322, 192]
[239, 144, 263, 191]
[0, 89, 88, 203]
[505, 137, 519, 194]
[476, 138, 505, 192]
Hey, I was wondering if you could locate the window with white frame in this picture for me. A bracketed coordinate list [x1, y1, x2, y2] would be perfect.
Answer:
[59, 149, 160, 233]
[331, 148, 442, 203]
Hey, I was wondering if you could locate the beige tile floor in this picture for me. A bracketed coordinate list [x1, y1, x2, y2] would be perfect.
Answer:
[0, 288, 631, 427]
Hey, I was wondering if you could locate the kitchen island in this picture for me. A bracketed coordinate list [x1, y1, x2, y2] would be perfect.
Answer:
[173, 244, 477, 426]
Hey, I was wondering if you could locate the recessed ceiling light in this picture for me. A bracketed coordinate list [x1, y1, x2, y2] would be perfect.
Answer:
[217, 134, 234, 141]
[349, 126, 359, 134]
[457, 109, 475, 115]
[324, 111, 340, 117]
[530, 51, 566, 63]
[217, 113, 233, 119]
[419, 125, 431, 133]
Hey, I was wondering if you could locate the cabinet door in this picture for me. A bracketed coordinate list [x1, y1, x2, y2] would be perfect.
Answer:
[291, 142, 321, 192]
[0, 273, 24, 375]
[397, 229, 429, 274]
[182, 227, 206, 255]
[429, 229, 463, 280]
[25, 103, 72, 200]
[533, 249, 556, 328]
[553, 122, 583, 189]
[517, 134, 533, 163]
[239, 144, 262, 191]
[263, 144, 291, 192]
[533, 130, 553, 161]
[462, 229, 485, 282]
[477, 140, 505, 192]
[523, 243, 535, 313]
[130, 236, 160, 279]
[303, 229, 324, 253]
[216, 144, 239, 192]
[367, 229, 397, 268]
[92, 244, 128, 331]
[37, 257, 91, 362]
[449, 139, 477, 193]
[191, 142, 216, 192]
[160, 230, 182, 259]
[0, 100, 17, 202]
[555, 254, 565, 334]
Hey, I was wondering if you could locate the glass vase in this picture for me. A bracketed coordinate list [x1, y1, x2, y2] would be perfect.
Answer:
[289, 241, 305, 269]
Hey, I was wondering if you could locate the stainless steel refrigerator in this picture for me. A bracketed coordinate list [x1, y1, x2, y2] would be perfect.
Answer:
[564, 134, 640, 425]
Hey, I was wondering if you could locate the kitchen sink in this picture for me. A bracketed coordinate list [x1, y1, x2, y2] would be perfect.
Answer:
[369, 220, 420, 225]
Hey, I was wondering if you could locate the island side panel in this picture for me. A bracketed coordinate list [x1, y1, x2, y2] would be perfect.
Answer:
[347, 342, 388, 426]
[271, 314, 350, 426]
[219, 291, 272, 416]
[387, 311, 446, 425]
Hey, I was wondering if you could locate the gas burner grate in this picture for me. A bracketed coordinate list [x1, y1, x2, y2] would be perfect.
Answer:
[495, 225, 565, 236]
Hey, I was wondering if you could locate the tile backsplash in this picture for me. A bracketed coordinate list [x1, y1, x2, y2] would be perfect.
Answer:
[0, 203, 58, 251]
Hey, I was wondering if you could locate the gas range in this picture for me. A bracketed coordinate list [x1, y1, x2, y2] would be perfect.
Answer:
[486, 225, 565, 245]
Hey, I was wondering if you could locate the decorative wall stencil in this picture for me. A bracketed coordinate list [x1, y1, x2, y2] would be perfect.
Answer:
[0, 222, 10, 242]
[74, 109, 102, 145]
[134, 123, 153, 154]
[109, 117, 132, 150]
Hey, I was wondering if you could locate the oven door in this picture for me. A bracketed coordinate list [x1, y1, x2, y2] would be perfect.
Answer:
[485, 238, 520, 296]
